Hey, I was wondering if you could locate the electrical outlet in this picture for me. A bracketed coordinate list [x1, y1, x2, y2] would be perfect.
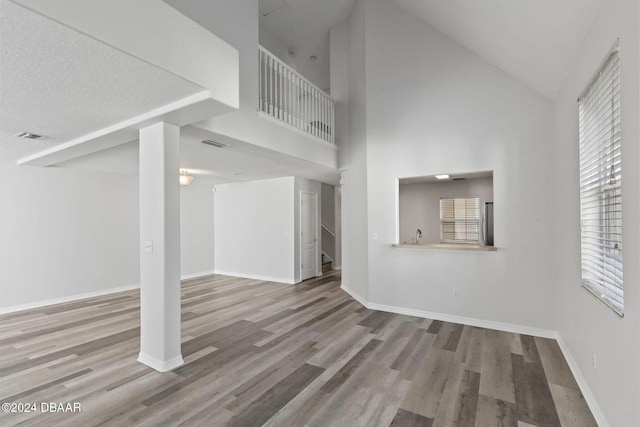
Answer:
[592, 351, 597, 369]
[453, 289, 460, 298]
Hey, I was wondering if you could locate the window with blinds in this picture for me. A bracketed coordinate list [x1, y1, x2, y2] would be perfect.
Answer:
[578, 43, 623, 316]
[440, 197, 480, 243]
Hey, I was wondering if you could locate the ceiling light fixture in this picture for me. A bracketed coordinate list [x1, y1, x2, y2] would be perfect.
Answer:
[435, 174, 450, 180]
[179, 170, 194, 186]
[309, 55, 317, 61]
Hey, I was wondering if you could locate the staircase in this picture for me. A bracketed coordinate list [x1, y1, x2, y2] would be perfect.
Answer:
[322, 253, 333, 273]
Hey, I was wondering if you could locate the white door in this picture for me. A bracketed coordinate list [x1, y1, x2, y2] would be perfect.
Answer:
[300, 192, 318, 281]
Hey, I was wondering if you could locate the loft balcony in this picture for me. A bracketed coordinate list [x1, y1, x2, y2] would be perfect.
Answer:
[258, 46, 335, 145]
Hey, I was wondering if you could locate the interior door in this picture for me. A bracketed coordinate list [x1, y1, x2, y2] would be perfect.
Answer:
[301, 192, 317, 281]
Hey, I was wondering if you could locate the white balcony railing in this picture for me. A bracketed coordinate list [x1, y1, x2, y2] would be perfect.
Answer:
[259, 46, 335, 144]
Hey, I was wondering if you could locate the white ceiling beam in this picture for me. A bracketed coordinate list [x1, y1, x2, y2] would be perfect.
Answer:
[18, 92, 232, 167]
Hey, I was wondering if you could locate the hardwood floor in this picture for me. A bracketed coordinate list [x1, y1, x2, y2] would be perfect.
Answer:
[0, 271, 596, 426]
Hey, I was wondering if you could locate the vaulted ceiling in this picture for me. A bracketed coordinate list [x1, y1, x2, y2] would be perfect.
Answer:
[260, 0, 604, 100]
[1, 0, 607, 183]
[390, 0, 604, 100]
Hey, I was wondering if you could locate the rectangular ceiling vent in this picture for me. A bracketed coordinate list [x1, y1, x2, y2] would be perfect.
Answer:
[259, 0, 290, 17]
[14, 131, 44, 140]
[452, 178, 466, 181]
[202, 139, 229, 148]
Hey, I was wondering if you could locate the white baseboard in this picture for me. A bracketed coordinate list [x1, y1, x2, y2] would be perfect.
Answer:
[341, 284, 556, 337]
[137, 352, 184, 372]
[340, 284, 369, 308]
[0, 271, 221, 316]
[214, 270, 295, 285]
[556, 336, 609, 427]
[0, 283, 141, 315]
[340, 283, 605, 423]
[369, 302, 559, 339]
[181, 270, 216, 281]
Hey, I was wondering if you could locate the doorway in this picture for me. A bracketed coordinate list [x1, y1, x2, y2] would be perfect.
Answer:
[300, 191, 318, 281]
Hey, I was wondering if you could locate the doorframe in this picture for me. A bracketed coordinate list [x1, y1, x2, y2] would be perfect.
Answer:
[299, 191, 319, 281]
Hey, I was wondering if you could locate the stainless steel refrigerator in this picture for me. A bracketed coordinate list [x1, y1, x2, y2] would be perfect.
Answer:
[483, 202, 494, 246]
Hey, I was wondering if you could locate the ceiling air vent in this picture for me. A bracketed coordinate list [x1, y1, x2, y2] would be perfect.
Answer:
[452, 178, 466, 181]
[202, 139, 229, 148]
[14, 131, 44, 140]
[259, 0, 290, 17]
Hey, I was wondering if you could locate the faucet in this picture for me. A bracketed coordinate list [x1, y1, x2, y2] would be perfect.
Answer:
[415, 228, 422, 244]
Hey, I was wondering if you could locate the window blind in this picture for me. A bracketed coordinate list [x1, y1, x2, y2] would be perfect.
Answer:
[440, 197, 480, 243]
[578, 45, 623, 316]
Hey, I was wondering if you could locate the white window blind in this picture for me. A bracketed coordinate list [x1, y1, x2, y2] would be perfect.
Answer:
[578, 44, 623, 316]
[440, 197, 480, 243]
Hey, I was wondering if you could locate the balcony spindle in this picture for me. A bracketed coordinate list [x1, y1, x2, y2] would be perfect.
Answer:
[323, 95, 327, 140]
[263, 51, 268, 112]
[269, 56, 274, 115]
[258, 46, 335, 144]
[331, 101, 335, 143]
[287, 69, 291, 125]
[258, 50, 262, 111]
[317, 92, 320, 139]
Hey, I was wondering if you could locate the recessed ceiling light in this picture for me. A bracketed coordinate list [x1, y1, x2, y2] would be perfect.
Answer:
[435, 174, 450, 180]
[14, 131, 44, 140]
[309, 55, 317, 61]
[202, 139, 229, 148]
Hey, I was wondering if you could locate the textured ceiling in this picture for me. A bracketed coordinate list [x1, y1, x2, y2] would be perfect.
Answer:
[0, 0, 202, 163]
[392, 0, 604, 100]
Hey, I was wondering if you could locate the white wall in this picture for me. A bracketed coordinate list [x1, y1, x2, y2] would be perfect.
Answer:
[0, 161, 139, 310]
[0, 156, 220, 311]
[259, 22, 331, 92]
[180, 182, 214, 277]
[214, 177, 295, 283]
[290, 33, 331, 93]
[339, 0, 369, 300]
[259, 22, 294, 67]
[330, 22, 350, 148]
[337, 0, 557, 329]
[552, 0, 640, 424]
[399, 178, 493, 244]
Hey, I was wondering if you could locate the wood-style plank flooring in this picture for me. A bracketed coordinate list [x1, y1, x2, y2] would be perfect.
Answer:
[0, 271, 596, 426]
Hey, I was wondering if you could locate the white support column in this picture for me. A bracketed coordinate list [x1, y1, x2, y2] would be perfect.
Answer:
[137, 122, 184, 372]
